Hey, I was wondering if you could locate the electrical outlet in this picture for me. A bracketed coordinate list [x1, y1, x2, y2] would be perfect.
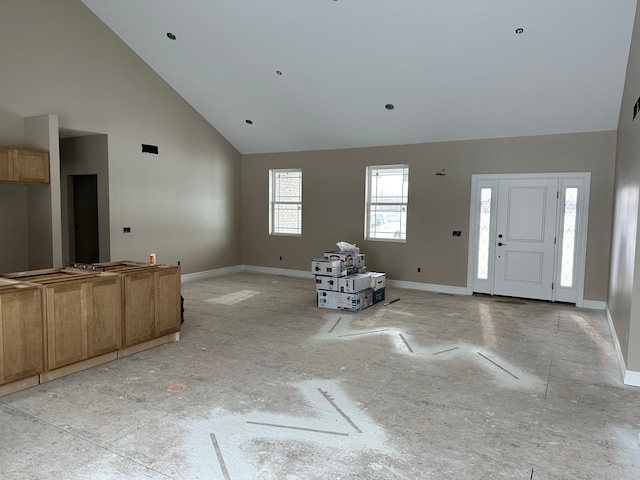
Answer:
[279, 256, 283, 261]
[417, 267, 421, 273]
[452, 230, 462, 237]
[123, 227, 131, 233]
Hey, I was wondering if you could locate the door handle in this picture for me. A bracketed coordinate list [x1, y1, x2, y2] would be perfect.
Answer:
[498, 242, 507, 246]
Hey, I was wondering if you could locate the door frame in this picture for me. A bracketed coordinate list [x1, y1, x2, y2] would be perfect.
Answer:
[466, 172, 591, 306]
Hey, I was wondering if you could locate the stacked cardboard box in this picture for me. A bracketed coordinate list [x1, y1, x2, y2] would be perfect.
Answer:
[312, 247, 386, 312]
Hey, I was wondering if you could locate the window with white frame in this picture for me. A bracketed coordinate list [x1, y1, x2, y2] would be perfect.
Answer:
[477, 187, 493, 280]
[365, 165, 408, 241]
[269, 169, 302, 235]
[560, 187, 578, 288]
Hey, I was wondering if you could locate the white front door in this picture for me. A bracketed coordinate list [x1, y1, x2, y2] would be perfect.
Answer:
[493, 179, 558, 300]
[469, 173, 590, 305]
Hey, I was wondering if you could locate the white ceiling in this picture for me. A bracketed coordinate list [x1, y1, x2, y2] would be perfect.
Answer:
[81, 0, 637, 155]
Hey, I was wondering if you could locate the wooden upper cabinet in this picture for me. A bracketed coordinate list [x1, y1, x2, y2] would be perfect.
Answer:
[0, 147, 12, 182]
[0, 147, 50, 185]
[13, 148, 50, 184]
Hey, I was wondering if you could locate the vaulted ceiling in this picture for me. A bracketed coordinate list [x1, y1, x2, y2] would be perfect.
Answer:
[81, 0, 637, 154]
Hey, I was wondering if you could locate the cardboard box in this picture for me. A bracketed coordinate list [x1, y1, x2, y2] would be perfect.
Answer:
[311, 258, 343, 277]
[354, 254, 365, 268]
[373, 288, 386, 304]
[339, 273, 373, 293]
[317, 290, 339, 309]
[315, 276, 339, 292]
[337, 289, 373, 312]
[371, 272, 386, 290]
[323, 251, 354, 266]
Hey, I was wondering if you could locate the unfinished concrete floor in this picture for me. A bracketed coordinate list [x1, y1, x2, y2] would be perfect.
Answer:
[1, 273, 639, 479]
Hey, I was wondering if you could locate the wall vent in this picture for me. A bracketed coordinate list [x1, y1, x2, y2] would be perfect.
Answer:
[142, 144, 159, 154]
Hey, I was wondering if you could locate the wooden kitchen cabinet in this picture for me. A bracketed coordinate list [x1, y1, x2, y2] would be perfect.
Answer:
[0, 147, 50, 184]
[3, 269, 122, 371]
[45, 273, 122, 370]
[96, 262, 181, 349]
[0, 262, 180, 396]
[0, 279, 44, 387]
[88, 274, 123, 357]
[154, 265, 181, 337]
[122, 267, 156, 346]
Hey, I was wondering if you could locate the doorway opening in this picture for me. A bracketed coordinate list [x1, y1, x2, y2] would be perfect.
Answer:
[59, 132, 110, 266]
[68, 174, 99, 264]
[468, 173, 590, 305]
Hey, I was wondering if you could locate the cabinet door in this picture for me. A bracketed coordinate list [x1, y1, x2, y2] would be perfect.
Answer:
[123, 271, 156, 347]
[87, 276, 122, 357]
[0, 147, 12, 183]
[0, 288, 44, 385]
[12, 149, 50, 184]
[46, 282, 86, 370]
[155, 267, 181, 337]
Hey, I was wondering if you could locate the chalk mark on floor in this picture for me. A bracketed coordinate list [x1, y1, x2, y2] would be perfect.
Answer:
[432, 346, 459, 356]
[210, 432, 231, 480]
[318, 388, 363, 433]
[200, 380, 395, 478]
[477, 352, 519, 379]
[316, 313, 543, 390]
[328, 317, 342, 333]
[246, 420, 349, 436]
[338, 329, 389, 338]
[399, 333, 414, 353]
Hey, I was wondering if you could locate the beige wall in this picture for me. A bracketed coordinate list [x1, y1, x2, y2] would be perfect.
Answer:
[243, 131, 616, 301]
[0, 185, 29, 272]
[609, 1, 640, 372]
[25, 114, 61, 270]
[0, 0, 242, 274]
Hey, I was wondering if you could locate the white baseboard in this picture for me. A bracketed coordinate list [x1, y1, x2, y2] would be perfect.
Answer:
[605, 304, 635, 386]
[579, 300, 606, 310]
[386, 279, 470, 296]
[240, 265, 312, 279]
[624, 370, 640, 387]
[181, 265, 242, 283]
[243, 266, 470, 295]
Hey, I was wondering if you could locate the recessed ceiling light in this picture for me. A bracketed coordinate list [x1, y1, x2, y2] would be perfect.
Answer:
[276, 70, 282, 76]
[245, 119, 253, 125]
[385, 104, 395, 110]
[166, 32, 176, 40]
[515, 28, 524, 34]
